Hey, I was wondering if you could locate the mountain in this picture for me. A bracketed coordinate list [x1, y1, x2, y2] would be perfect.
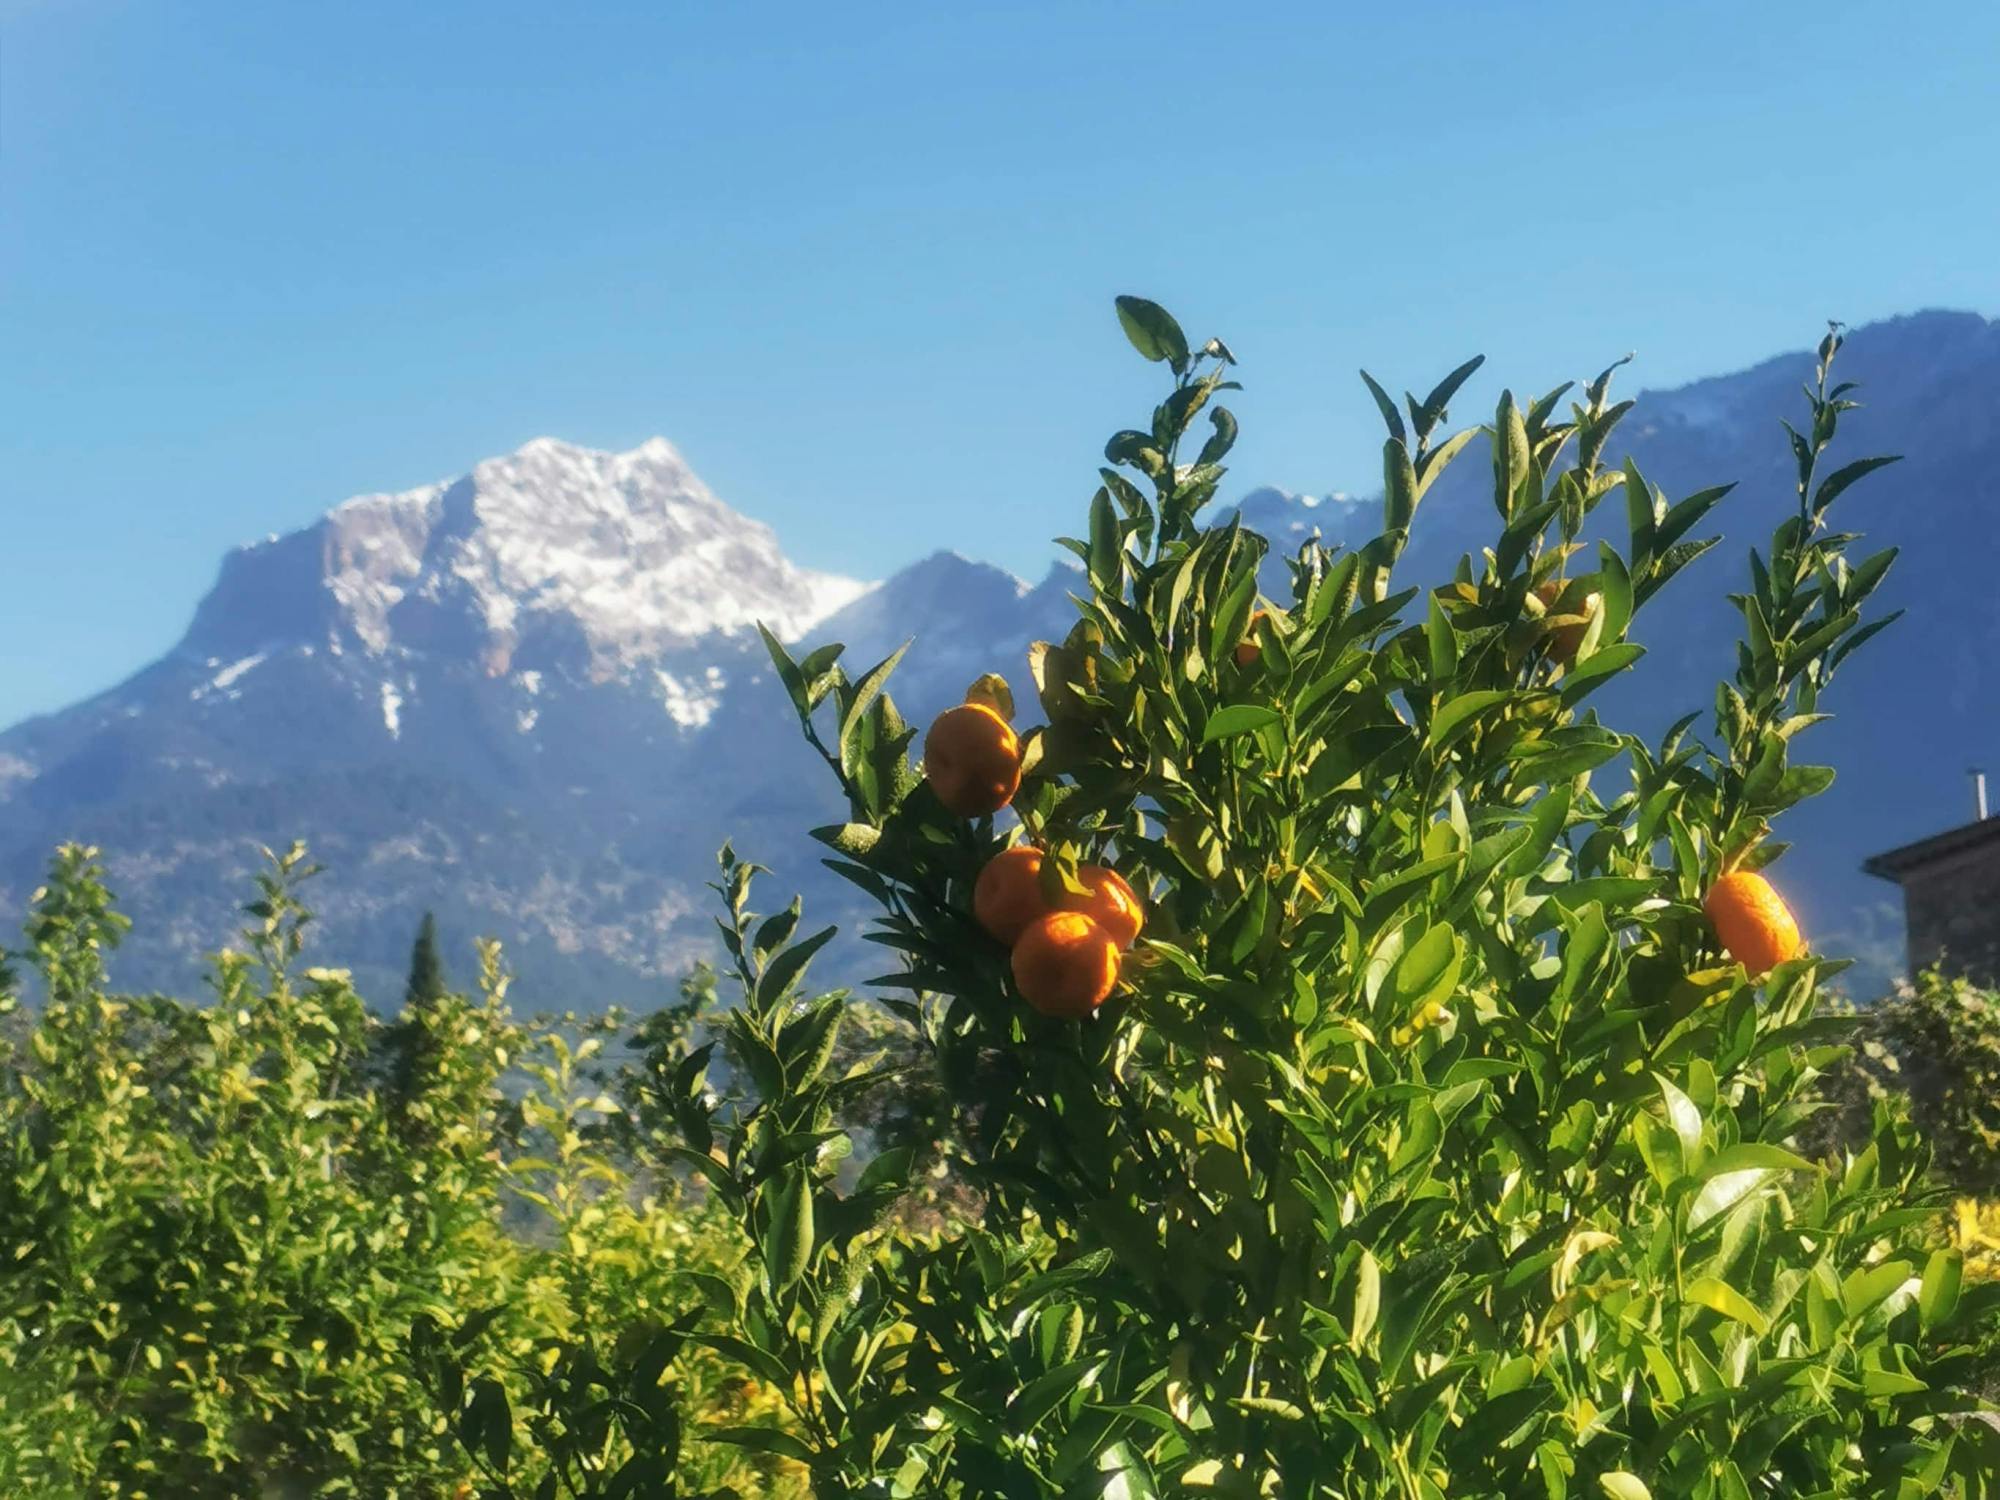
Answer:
[3, 312, 1995, 1003]
[0, 436, 1065, 1004]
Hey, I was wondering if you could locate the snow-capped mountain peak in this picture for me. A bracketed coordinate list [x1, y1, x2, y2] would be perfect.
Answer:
[184, 437, 873, 674]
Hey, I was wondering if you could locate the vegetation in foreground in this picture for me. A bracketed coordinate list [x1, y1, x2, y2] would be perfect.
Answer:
[3, 302, 1998, 1496]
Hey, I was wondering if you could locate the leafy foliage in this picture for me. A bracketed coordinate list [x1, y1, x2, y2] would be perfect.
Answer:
[0, 847, 785, 1498]
[702, 305, 1999, 1494]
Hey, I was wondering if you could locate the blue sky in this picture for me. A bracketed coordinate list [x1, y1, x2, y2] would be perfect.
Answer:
[4, 0, 1996, 727]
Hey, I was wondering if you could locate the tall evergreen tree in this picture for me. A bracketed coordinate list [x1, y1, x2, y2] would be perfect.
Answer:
[404, 911, 446, 1010]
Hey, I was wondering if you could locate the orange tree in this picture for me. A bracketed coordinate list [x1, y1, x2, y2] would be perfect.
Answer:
[442, 303, 2000, 1497]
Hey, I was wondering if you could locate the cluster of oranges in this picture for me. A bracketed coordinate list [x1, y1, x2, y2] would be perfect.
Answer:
[920, 682, 1143, 1019]
[917, 639, 1804, 1030]
[975, 848, 1142, 1018]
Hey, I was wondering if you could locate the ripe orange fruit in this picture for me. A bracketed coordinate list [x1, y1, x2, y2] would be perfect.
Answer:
[1534, 580, 1601, 665]
[1069, 863, 1144, 950]
[923, 702, 1021, 817]
[1704, 870, 1802, 976]
[974, 849, 1145, 951]
[973, 845, 1048, 945]
[1234, 609, 1268, 668]
[1012, 911, 1120, 1019]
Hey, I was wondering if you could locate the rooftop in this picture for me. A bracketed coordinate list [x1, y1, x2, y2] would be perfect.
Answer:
[1861, 815, 2000, 883]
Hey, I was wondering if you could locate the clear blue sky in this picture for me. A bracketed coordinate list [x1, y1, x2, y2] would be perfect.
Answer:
[5, 0, 1996, 728]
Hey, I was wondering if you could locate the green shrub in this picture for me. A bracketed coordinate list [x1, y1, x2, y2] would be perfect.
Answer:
[1809, 968, 2000, 1199]
[0, 847, 773, 1498]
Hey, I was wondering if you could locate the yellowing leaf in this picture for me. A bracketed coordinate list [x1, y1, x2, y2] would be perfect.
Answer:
[963, 673, 1014, 721]
[1684, 1275, 1770, 1334]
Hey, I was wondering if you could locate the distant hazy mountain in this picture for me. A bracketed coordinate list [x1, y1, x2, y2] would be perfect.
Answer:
[2, 312, 1993, 1003]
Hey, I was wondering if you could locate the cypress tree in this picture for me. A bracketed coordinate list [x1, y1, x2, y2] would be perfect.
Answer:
[404, 911, 446, 1010]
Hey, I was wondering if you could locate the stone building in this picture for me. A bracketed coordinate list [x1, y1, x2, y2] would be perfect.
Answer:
[1862, 804, 2000, 986]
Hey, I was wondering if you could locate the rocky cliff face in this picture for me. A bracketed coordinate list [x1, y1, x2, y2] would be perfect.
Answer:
[3, 312, 1993, 1004]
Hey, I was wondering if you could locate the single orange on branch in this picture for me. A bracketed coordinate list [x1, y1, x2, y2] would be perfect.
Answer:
[1704, 869, 1802, 976]
[924, 702, 1021, 817]
[974, 844, 1047, 945]
[1012, 910, 1120, 1019]
[1234, 609, 1269, 668]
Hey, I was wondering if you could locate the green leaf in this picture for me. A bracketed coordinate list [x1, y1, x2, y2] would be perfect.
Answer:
[705, 1424, 817, 1463]
[1202, 705, 1282, 744]
[1114, 295, 1189, 371]
[1841, 1259, 1914, 1321]
[1351, 1249, 1381, 1349]
[1385, 439, 1420, 532]
[1559, 643, 1645, 703]
[810, 822, 881, 856]
[1089, 488, 1122, 594]
[1098, 1439, 1162, 1500]
[1810, 453, 1900, 516]
[1654, 484, 1733, 552]
[1654, 1075, 1704, 1167]
[1687, 1144, 1812, 1231]
[1210, 563, 1260, 669]
[857, 1144, 914, 1199]
[767, 1173, 815, 1293]
[1197, 406, 1239, 467]
[1228, 1395, 1307, 1422]
[1359, 370, 1407, 445]
[754, 925, 837, 1013]
[463, 1377, 511, 1473]
[1699, 1142, 1815, 1177]
[1597, 1475, 1651, 1500]
[1426, 592, 1458, 680]
[1494, 392, 1531, 519]
[1919, 1249, 1963, 1331]
[1766, 764, 1835, 812]
[1415, 425, 1480, 497]
[758, 623, 810, 717]
[693, 1332, 792, 1386]
[1427, 689, 1524, 751]
[1416, 354, 1486, 432]
[1389, 924, 1460, 1015]
[839, 642, 910, 754]
[1684, 1275, 1770, 1334]
[1828, 609, 1903, 673]
[1010, 1356, 1103, 1430]
[1860, 1367, 1928, 1397]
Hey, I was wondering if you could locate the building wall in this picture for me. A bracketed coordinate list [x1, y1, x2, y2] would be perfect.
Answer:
[1899, 837, 2000, 984]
